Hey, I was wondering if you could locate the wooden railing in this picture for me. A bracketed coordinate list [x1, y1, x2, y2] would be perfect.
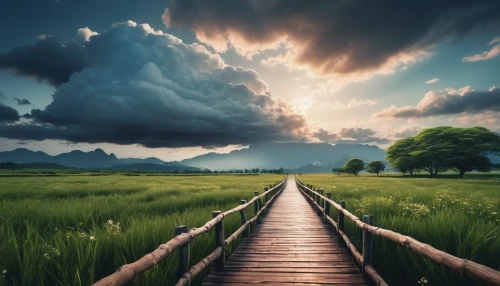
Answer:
[296, 179, 500, 286]
[93, 177, 287, 286]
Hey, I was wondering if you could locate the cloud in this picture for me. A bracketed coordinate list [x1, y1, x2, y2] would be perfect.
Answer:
[292, 97, 312, 111]
[0, 103, 20, 123]
[164, 1, 500, 86]
[75, 27, 99, 44]
[0, 21, 309, 148]
[393, 125, 422, 138]
[0, 91, 6, 101]
[489, 37, 500, 44]
[463, 37, 500, 62]
[373, 86, 500, 120]
[462, 45, 500, 62]
[0, 36, 88, 86]
[347, 99, 377, 108]
[425, 78, 440, 84]
[449, 111, 498, 125]
[314, 127, 390, 144]
[13, 98, 31, 105]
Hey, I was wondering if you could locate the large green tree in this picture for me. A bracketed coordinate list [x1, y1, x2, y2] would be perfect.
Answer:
[343, 158, 364, 176]
[386, 137, 419, 176]
[386, 126, 500, 178]
[366, 161, 385, 176]
[444, 126, 500, 177]
[411, 127, 455, 177]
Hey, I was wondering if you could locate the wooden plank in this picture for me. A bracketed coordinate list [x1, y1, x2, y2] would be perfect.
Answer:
[202, 177, 366, 286]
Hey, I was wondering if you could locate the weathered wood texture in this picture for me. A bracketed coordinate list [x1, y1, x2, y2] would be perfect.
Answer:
[203, 177, 366, 285]
[296, 180, 500, 286]
[93, 179, 285, 286]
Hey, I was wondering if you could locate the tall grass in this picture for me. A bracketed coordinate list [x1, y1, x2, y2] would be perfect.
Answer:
[0, 174, 282, 286]
[300, 174, 500, 286]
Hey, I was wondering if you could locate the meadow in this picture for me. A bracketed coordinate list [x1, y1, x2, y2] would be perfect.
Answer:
[0, 173, 283, 286]
[300, 173, 500, 286]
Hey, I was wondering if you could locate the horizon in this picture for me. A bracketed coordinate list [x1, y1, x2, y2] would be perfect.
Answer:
[1, 141, 385, 162]
[1, 0, 499, 161]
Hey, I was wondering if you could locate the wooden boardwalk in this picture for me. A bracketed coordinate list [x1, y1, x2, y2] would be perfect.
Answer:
[203, 177, 367, 285]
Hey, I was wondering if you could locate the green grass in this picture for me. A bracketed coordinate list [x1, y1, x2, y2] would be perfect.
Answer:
[299, 174, 500, 286]
[0, 174, 283, 286]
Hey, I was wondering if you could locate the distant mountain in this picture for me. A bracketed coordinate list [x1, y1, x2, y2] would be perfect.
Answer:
[108, 163, 200, 172]
[180, 143, 386, 170]
[120, 157, 166, 165]
[287, 154, 356, 173]
[0, 148, 196, 170]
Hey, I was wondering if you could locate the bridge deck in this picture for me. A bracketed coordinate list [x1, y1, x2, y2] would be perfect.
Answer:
[203, 177, 367, 285]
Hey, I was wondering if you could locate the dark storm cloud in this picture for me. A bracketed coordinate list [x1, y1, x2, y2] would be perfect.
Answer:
[164, 0, 500, 79]
[0, 36, 89, 86]
[0, 21, 309, 148]
[0, 103, 20, 123]
[374, 87, 500, 119]
[314, 128, 390, 144]
[14, 98, 31, 105]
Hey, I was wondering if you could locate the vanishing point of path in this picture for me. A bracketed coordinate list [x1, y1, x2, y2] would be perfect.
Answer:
[203, 177, 367, 285]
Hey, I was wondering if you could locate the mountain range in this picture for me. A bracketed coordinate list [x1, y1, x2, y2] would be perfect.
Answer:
[0, 148, 199, 171]
[180, 143, 387, 171]
[0, 143, 387, 172]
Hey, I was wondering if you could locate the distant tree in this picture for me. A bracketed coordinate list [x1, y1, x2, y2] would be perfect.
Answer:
[366, 161, 385, 176]
[332, 167, 345, 176]
[343, 158, 364, 176]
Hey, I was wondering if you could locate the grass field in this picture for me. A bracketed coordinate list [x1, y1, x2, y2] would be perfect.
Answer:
[299, 174, 500, 286]
[0, 173, 283, 286]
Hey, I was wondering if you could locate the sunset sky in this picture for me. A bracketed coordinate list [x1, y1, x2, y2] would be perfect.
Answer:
[0, 0, 499, 161]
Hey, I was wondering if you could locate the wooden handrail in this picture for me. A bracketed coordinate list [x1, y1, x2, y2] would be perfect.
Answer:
[93, 177, 287, 286]
[175, 183, 285, 286]
[296, 179, 500, 286]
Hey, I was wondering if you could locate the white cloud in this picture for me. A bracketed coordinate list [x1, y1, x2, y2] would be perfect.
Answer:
[425, 77, 440, 84]
[489, 37, 500, 45]
[347, 99, 377, 108]
[462, 38, 500, 62]
[75, 27, 99, 44]
[292, 97, 313, 111]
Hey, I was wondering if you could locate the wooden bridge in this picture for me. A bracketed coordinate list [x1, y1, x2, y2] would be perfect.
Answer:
[203, 176, 366, 285]
[94, 176, 500, 286]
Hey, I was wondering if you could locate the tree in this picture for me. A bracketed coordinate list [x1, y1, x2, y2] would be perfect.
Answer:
[445, 126, 500, 177]
[386, 137, 418, 176]
[332, 167, 345, 176]
[386, 126, 500, 178]
[449, 154, 491, 178]
[343, 158, 364, 176]
[410, 127, 457, 177]
[366, 161, 385, 176]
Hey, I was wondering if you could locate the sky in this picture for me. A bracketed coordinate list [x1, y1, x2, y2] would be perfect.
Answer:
[0, 0, 499, 161]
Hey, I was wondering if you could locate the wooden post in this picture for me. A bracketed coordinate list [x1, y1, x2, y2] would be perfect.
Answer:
[338, 201, 345, 243]
[175, 225, 190, 280]
[318, 189, 324, 212]
[254, 191, 261, 224]
[362, 215, 373, 277]
[325, 193, 332, 222]
[212, 211, 224, 269]
[263, 187, 269, 205]
[240, 200, 249, 237]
